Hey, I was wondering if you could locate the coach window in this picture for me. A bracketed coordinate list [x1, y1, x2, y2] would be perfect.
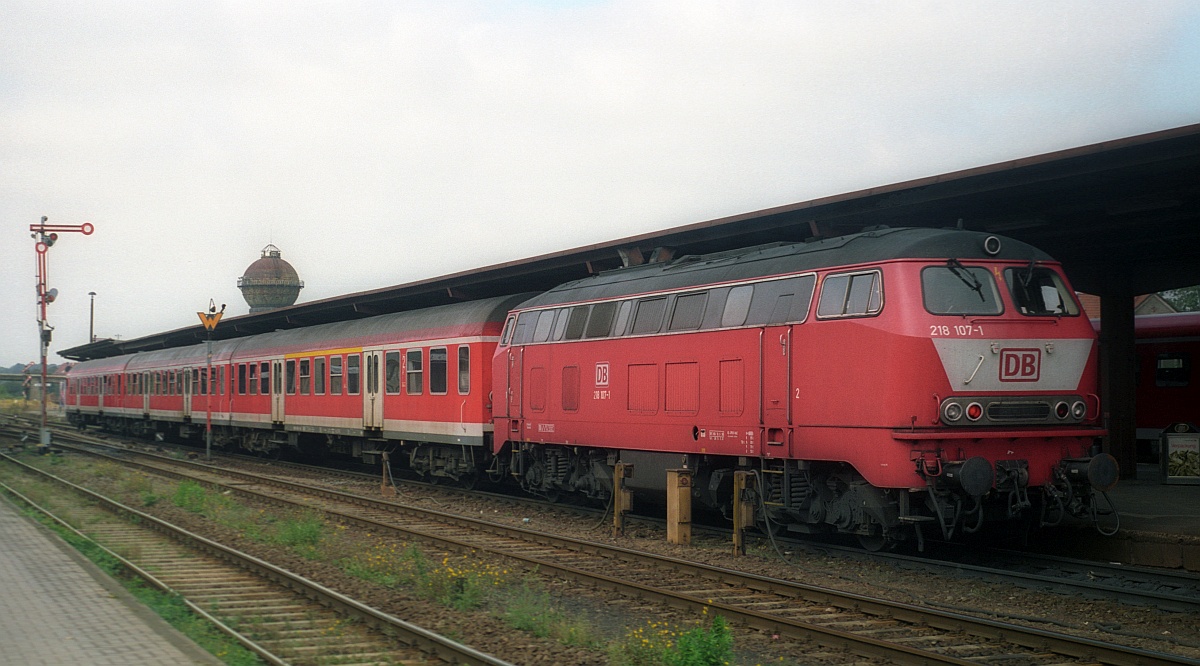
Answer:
[406, 349, 423, 395]
[259, 362, 270, 395]
[430, 347, 448, 394]
[632, 297, 667, 335]
[817, 271, 882, 318]
[237, 364, 247, 395]
[669, 292, 707, 331]
[286, 359, 297, 395]
[329, 356, 343, 395]
[314, 357, 326, 395]
[533, 309, 557, 343]
[458, 346, 470, 394]
[299, 359, 311, 395]
[248, 363, 258, 395]
[564, 305, 590, 340]
[586, 301, 618, 338]
[347, 354, 361, 395]
[1156, 353, 1190, 387]
[385, 351, 401, 394]
[219, 367, 226, 395]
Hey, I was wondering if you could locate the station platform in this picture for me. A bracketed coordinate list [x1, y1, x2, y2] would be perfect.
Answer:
[0, 497, 221, 665]
[1050, 463, 1200, 571]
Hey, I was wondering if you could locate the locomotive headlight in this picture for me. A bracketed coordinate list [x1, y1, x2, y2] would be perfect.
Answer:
[1071, 400, 1087, 420]
[965, 402, 983, 421]
[1054, 401, 1070, 420]
[942, 401, 964, 422]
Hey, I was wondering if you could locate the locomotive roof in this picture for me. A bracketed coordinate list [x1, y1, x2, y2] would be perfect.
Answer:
[70, 295, 529, 375]
[516, 226, 1055, 309]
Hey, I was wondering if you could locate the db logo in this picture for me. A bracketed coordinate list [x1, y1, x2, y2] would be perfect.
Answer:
[595, 362, 610, 387]
[999, 349, 1040, 382]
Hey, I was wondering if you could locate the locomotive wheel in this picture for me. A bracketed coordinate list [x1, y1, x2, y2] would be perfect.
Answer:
[458, 470, 480, 490]
[857, 530, 892, 552]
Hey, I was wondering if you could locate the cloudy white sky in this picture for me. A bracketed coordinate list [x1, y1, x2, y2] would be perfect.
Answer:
[3, 1, 1198, 366]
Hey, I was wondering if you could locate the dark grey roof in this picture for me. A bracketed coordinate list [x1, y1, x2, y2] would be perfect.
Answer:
[516, 227, 1050, 308]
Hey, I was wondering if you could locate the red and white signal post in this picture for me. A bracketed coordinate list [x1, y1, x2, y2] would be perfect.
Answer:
[30, 216, 95, 451]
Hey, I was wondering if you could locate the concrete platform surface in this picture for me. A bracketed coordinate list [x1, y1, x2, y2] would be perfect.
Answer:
[1108, 463, 1200, 537]
[0, 497, 222, 665]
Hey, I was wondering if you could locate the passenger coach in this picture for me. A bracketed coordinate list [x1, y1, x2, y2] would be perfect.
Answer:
[66, 296, 528, 485]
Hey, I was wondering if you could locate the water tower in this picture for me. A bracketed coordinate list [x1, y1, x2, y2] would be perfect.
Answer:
[238, 244, 304, 314]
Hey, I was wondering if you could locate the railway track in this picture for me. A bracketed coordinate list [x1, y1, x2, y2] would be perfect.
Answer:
[36, 436, 1200, 666]
[0, 452, 513, 666]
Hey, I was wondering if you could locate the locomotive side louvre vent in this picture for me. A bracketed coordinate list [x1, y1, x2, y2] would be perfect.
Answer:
[986, 401, 1051, 421]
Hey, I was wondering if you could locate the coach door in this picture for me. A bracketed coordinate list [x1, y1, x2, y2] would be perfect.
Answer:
[271, 359, 285, 423]
[761, 326, 792, 455]
[182, 370, 193, 418]
[363, 350, 383, 430]
[142, 372, 150, 414]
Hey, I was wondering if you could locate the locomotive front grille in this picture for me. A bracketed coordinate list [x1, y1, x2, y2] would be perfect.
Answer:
[986, 402, 1051, 421]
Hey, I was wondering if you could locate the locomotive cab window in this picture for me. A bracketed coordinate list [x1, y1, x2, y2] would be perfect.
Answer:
[1005, 266, 1080, 316]
[817, 271, 882, 318]
[922, 264, 1003, 315]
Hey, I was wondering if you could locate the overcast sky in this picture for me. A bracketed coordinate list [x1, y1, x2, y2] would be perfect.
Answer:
[3, 1, 1198, 366]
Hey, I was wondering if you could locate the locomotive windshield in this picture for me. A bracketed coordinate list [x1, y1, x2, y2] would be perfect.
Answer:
[1004, 266, 1080, 316]
[921, 263, 1003, 315]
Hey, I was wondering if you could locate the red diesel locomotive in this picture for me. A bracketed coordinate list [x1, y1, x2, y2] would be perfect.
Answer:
[65, 227, 1119, 547]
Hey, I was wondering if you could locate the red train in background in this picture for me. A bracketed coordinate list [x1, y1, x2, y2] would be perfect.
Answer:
[1098, 312, 1200, 456]
[65, 227, 1119, 549]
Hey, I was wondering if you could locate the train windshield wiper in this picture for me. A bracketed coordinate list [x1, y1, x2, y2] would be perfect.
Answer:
[946, 258, 985, 302]
[1019, 257, 1038, 287]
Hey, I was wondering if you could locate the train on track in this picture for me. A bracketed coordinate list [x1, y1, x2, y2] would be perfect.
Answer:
[64, 226, 1120, 549]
